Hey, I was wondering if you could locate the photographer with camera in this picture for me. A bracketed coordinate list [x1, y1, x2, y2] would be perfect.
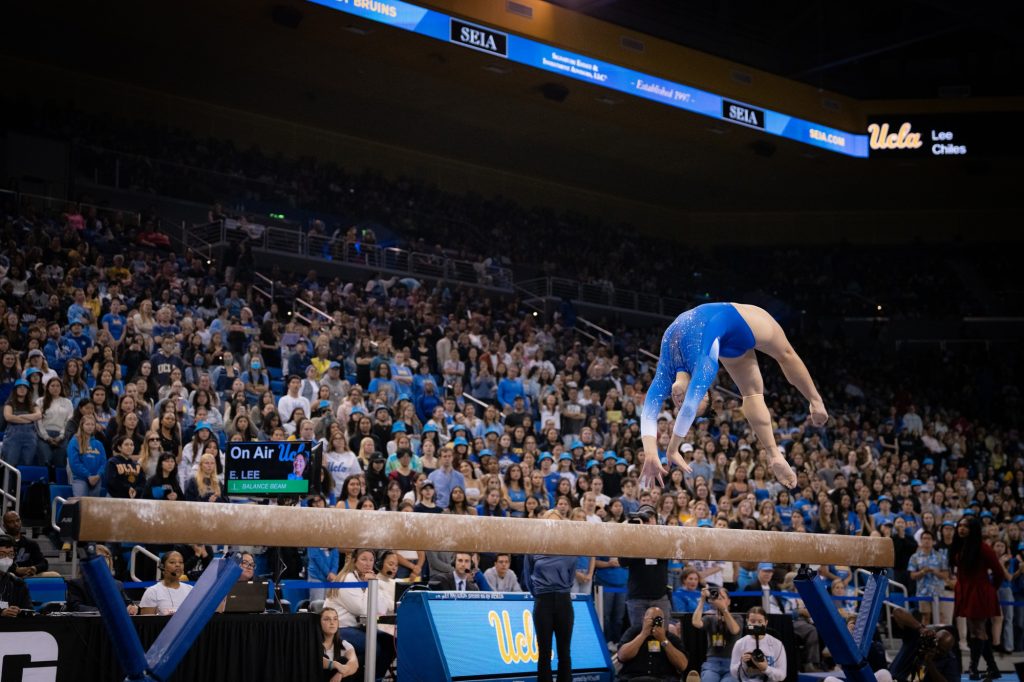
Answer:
[616, 606, 688, 681]
[730, 607, 787, 682]
[692, 586, 742, 682]
[885, 607, 959, 682]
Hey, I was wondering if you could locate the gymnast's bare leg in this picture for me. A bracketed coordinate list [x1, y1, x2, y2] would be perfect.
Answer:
[721, 305, 828, 488]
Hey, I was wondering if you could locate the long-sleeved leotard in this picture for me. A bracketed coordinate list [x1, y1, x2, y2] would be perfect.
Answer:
[641, 303, 756, 440]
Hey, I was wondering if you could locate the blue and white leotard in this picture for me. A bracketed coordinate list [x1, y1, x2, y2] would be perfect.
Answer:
[641, 303, 757, 439]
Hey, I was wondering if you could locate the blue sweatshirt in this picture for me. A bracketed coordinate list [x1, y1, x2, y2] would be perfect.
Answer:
[525, 554, 578, 595]
[68, 436, 107, 480]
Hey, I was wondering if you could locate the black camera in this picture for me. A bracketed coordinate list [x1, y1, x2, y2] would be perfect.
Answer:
[652, 615, 664, 628]
[746, 623, 767, 637]
[750, 648, 766, 664]
[626, 517, 644, 525]
[707, 587, 720, 600]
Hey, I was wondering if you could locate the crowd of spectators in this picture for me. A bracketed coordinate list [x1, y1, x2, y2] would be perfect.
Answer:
[7, 98, 1020, 318]
[1, 109, 1023, 679]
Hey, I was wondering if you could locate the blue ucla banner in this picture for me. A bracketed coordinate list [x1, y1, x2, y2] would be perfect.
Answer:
[397, 592, 611, 682]
[307, 0, 868, 157]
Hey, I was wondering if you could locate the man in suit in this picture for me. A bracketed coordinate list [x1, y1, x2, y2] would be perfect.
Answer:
[429, 552, 480, 591]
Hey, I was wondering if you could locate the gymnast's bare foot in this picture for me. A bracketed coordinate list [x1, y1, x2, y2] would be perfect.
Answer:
[770, 454, 798, 489]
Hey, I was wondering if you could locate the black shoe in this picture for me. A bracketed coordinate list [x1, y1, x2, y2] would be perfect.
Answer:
[969, 672, 982, 681]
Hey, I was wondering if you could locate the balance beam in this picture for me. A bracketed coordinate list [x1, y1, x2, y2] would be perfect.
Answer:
[62, 498, 893, 567]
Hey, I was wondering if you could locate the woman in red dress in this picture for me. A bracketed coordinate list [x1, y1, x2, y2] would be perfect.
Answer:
[950, 514, 1010, 680]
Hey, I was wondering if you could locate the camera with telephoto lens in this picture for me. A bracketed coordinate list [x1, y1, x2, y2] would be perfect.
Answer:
[746, 623, 767, 667]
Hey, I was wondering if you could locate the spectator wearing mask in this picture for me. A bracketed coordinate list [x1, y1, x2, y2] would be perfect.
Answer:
[0, 535, 32, 616]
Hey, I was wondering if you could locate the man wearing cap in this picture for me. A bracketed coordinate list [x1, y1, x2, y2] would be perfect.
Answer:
[321, 362, 347, 404]
[619, 505, 672, 627]
[65, 318, 97, 363]
[599, 452, 622, 498]
[871, 496, 896, 528]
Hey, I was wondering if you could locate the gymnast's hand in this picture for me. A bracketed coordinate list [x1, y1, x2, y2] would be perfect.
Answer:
[639, 452, 667, 490]
[808, 400, 828, 427]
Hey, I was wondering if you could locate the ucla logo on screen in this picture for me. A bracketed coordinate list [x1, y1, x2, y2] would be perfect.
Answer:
[488, 609, 551, 664]
[450, 18, 508, 58]
[722, 100, 765, 130]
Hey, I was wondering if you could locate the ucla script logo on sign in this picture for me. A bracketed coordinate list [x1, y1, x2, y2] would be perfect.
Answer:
[488, 609, 550, 664]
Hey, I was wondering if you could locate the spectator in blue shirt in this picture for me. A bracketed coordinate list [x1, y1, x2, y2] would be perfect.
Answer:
[871, 496, 896, 528]
[101, 298, 127, 343]
[68, 412, 107, 497]
[496, 365, 526, 412]
[307, 546, 340, 602]
[426, 448, 464, 508]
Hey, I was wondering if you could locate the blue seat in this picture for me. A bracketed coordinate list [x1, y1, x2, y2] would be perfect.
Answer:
[280, 579, 310, 613]
[267, 366, 283, 380]
[49, 484, 73, 522]
[55, 468, 69, 486]
[26, 577, 66, 609]
[270, 380, 285, 395]
[17, 465, 48, 486]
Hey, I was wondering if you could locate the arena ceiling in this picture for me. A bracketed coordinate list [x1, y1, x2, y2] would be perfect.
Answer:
[3, 0, 1022, 216]
[548, 0, 1024, 99]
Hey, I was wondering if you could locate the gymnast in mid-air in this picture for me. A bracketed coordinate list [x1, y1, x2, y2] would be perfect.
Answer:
[639, 302, 828, 490]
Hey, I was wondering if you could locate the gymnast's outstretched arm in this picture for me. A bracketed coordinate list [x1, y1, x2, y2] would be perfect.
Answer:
[640, 340, 719, 487]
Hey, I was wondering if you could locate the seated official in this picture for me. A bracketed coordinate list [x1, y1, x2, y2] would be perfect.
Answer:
[323, 548, 396, 682]
[320, 607, 359, 681]
[730, 607, 787, 682]
[0, 535, 32, 616]
[139, 551, 193, 615]
[616, 606, 688, 681]
[67, 544, 138, 614]
[429, 552, 480, 591]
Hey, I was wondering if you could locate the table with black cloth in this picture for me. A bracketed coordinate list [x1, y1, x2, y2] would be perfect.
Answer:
[0, 613, 321, 682]
[674, 612, 800, 682]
